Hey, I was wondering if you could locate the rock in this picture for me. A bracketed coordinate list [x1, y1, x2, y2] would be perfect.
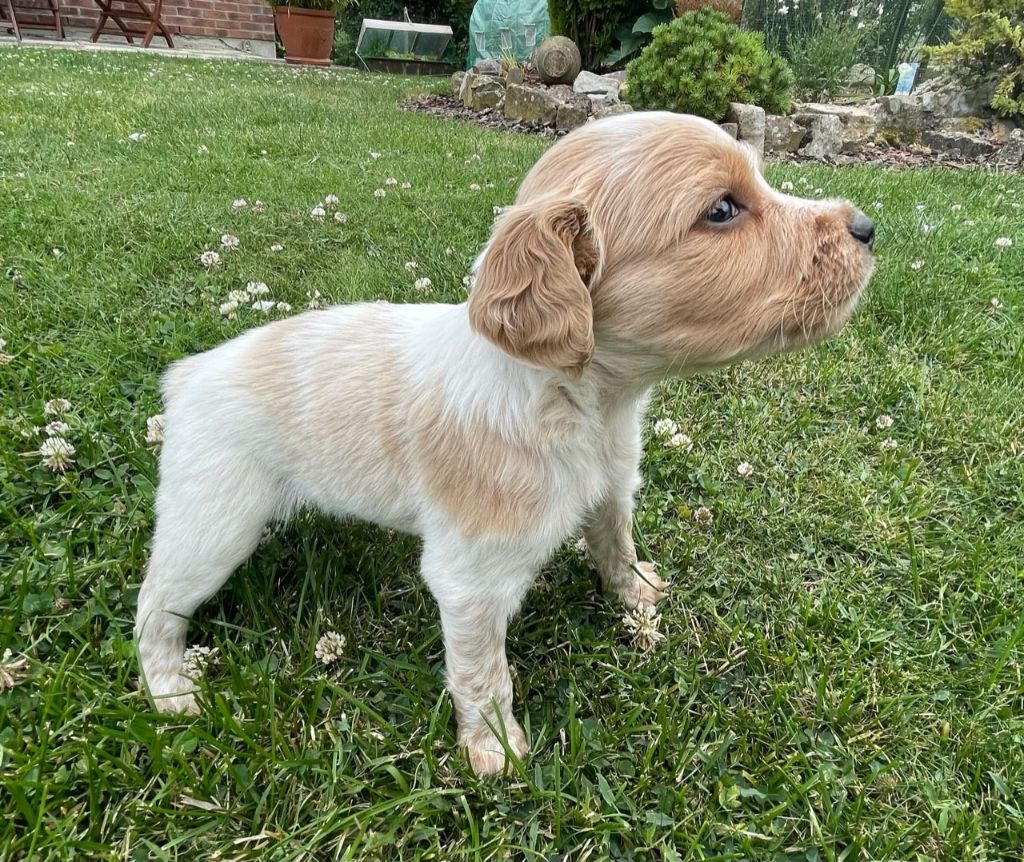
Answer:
[922, 130, 997, 158]
[875, 95, 930, 142]
[573, 70, 621, 99]
[913, 72, 998, 118]
[473, 58, 502, 77]
[591, 100, 633, 120]
[792, 102, 876, 152]
[847, 63, 875, 93]
[463, 75, 506, 111]
[556, 98, 590, 131]
[536, 36, 581, 85]
[503, 83, 561, 125]
[797, 114, 843, 159]
[996, 128, 1024, 166]
[604, 70, 627, 83]
[719, 122, 738, 139]
[505, 66, 524, 86]
[939, 116, 989, 136]
[765, 115, 806, 153]
[725, 102, 765, 157]
[451, 70, 466, 97]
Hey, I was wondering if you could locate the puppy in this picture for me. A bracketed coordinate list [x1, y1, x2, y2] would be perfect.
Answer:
[136, 112, 875, 775]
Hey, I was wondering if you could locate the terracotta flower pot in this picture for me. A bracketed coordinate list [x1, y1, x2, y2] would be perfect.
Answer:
[274, 6, 335, 67]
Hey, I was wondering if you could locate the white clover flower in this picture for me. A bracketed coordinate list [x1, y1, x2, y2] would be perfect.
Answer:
[0, 337, 9, 366]
[246, 281, 270, 296]
[693, 506, 713, 526]
[964, 219, 977, 227]
[875, 414, 894, 430]
[250, 200, 265, 213]
[574, 536, 589, 557]
[385, 177, 398, 186]
[910, 260, 924, 271]
[199, 250, 221, 268]
[369, 151, 382, 159]
[462, 274, 476, 290]
[269, 243, 284, 253]
[950, 204, 962, 212]
[469, 183, 481, 191]
[277, 302, 292, 312]
[145, 413, 165, 446]
[780, 181, 794, 191]
[989, 297, 1004, 311]
[40, 436, 75, 473]
[182, 645, 218, 679]
[52, 248, 63, 258]
[128, 131, 146, 142]
[324, 194, 339, 207]
[401, 181, 411, 189]
[219, 300, 238, 317]
[652, 418, 679, 439]
[995, 236, 1012, 248]
[44, 398, 72, 415]
[334, 211, 347, 224]
[737, 461, 754, 478]
[414, 277, 432, 292]
[880, 437, 898, 451]
[444, 246, 454, 256]
[404, 261, 418, 272]
[307, 290, 323, 309]
[251, 300, 276, 312]
[622, 605, 665, 652]
[915, 204, 926, 212]
[922, 223, 933, 235]
[666, 432, 693, 451]
[873, 201, 883, 210]
[197, 144, 209, 155]
[231, 198, 247, 211]
[374, 188, 386, 198]
[220, 234, 240, 250]
[228, 289, 249, 303]
[315, 631, 346, 665]
[310, 205, 326, 221]
[0, 649, 29, 692]
[44, 420, 70, 437]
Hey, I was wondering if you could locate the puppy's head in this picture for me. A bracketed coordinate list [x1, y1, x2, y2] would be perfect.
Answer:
[470, 112, 874, 382]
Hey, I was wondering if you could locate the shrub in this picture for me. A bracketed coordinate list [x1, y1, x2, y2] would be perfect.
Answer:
[785, 13, 859, 100]
[928, 0, 1024, 117]
[549, 0, 646, 70]
[624, 9, 794, 119]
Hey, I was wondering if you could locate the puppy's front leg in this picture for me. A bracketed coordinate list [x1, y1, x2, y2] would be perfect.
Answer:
[583, 494, 669, 610]
[421, 543, 532, 776]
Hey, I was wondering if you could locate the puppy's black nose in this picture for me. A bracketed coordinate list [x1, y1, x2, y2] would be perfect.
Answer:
[849, 211, 875, 249]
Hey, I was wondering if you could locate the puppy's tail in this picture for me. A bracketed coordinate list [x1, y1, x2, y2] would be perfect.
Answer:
[161, 355, 201, 408]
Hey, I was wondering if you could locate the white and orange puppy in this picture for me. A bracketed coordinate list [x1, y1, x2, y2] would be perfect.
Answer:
[136, 112, 875, 775]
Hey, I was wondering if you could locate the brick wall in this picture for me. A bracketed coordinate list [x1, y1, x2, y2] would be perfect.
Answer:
[54, 0, 275, 43]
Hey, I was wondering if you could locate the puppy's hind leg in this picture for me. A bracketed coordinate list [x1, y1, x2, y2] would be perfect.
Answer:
[136, 462, 281, 713]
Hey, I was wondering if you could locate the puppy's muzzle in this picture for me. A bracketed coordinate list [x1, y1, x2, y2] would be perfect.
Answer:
[848, 211, 876, 251]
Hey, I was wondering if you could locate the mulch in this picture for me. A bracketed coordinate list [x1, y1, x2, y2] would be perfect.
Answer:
[404, 93, 1017, 172]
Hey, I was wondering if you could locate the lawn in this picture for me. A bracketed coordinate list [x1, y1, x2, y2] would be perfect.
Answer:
[1, 46, 1022, 861]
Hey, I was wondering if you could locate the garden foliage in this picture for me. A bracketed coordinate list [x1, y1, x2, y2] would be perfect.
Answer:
[624, 9, 794, 119]
[929, 0, 1024, 117]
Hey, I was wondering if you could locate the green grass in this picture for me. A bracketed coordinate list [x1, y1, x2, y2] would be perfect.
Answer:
[1, 47, 1023, 861]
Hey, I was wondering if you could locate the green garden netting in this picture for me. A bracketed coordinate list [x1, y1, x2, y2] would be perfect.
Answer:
[467, 0, 550, 68]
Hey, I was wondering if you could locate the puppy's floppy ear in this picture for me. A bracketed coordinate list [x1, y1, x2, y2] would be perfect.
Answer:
[469, 196, 598, 380]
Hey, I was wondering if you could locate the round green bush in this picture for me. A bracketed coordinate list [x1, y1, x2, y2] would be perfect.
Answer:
[624, 9, 794, 121]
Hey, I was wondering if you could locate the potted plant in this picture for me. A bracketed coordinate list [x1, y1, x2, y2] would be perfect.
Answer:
[272, 0, 348, 67]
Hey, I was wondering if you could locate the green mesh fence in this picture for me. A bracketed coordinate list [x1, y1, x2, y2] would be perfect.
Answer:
[467, 0, 550, 68]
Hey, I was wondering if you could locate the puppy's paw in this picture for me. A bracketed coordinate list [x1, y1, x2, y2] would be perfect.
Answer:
[619, 561, 670, 610]
[461, 719, 529, 777]
[147, 674, 201, 715]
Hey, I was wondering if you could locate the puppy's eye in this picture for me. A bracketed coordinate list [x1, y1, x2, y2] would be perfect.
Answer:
[706, 197, 740, 224]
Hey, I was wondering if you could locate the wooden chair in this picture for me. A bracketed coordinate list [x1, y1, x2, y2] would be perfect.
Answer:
[3, 0, 65, 40]
[90, 0, 173, 48]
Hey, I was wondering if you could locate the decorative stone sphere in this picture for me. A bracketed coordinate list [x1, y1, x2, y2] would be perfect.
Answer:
[535, 36, 582, 85]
